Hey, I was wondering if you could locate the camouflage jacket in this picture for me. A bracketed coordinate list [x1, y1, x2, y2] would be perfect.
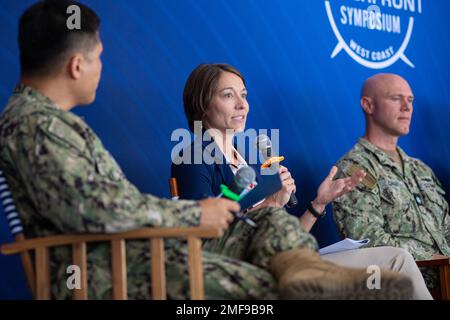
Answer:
[0, 84, 201, 238]
[333, 138, 450, 260]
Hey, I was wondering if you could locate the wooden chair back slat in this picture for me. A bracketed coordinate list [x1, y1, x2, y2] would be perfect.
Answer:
[150, 238, 166, 299]
[187, 237, 204, 300]
[111, 239, 127, 300]
[72, 242, 88, 300]
[35, 246, 50, 300]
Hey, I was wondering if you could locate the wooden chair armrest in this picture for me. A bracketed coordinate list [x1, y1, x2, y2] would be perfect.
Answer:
[1, 226, 222, 255]
[416, 256, 450, 268]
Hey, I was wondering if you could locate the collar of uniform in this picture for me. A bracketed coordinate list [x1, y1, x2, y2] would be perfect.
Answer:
[14, 83, 60, 110]
[396, 145, 413, 174]
[395, 146, 410, 164]
[357, 137, 402, 169]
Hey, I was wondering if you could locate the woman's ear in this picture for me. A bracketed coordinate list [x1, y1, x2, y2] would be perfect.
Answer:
[67, 53, 84, 80]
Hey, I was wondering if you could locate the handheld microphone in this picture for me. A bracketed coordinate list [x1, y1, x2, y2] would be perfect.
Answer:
[219, 166, 257, 228]
[255, 134, 298, 208]
[229, 166, 256, 198]
[255, 134, 273, 160]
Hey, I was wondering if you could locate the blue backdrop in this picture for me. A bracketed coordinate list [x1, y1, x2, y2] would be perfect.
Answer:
[1, 0, 449, 299]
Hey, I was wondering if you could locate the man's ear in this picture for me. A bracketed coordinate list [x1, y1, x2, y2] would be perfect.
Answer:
[361, 96, 374, 115]
[67, 53, 84, 80]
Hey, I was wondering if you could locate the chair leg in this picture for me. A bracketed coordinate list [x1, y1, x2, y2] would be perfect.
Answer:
[187, 237, 204, 300]
[20, 251, 36, 298]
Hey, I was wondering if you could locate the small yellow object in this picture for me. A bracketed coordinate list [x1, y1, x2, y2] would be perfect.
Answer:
[261, 156, 285, 169]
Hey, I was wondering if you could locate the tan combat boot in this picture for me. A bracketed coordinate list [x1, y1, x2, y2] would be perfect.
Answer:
[270, 248, 413, 300]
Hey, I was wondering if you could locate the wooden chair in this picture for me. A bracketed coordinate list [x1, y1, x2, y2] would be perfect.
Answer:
[416, 256, 450, 300]
[0, 170, 222, 300]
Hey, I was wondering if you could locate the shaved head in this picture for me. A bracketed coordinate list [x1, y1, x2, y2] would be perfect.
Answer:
[361, 73, 411, 99]
[360, 73, 414, 143]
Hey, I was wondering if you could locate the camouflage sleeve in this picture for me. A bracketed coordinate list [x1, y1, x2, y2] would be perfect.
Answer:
[332, 160, 421, 253]
[20, 116, 201, 233]
[430, 170, 450, 246]
[445, 209, 450, 247]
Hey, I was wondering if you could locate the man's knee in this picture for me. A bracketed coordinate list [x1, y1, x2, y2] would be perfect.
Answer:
[166, 248, 277, 299]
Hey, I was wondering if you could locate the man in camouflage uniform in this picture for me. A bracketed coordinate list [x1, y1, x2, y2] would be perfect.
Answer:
[0, 1, 413, 300]
[0, 0, 279, 300]
[333, 73, 450, 288]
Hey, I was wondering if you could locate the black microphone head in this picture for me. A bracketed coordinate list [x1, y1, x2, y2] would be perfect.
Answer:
[255, 134, 272, 160]
[230, 166, 256, 194]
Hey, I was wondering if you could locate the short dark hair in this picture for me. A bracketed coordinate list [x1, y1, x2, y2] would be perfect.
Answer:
[183, 63, 246, 132]
[19, 0, 100, 76]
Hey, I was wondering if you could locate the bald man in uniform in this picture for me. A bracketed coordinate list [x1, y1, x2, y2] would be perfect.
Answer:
[333, 73, 450, 289]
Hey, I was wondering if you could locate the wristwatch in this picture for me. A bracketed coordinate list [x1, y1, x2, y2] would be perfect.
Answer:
[307, 202, 326, 219]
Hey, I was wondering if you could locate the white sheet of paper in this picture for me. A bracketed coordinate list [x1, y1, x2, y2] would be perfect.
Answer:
[319, 238, 370, 255]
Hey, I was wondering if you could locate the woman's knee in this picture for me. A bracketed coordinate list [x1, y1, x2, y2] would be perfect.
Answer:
[379, 246, 414, 260]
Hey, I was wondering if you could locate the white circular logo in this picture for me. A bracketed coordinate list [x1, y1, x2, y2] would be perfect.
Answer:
[325, 0, 422, 69]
